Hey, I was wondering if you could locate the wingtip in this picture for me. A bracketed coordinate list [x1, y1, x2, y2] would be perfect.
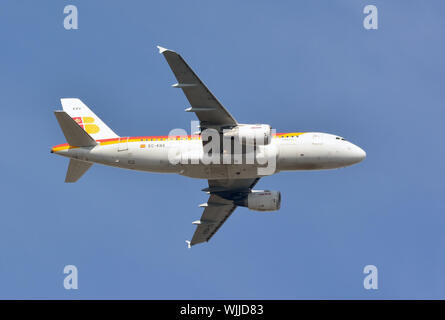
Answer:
[185, 240, 192, 249]
[156, 45, 169, 54]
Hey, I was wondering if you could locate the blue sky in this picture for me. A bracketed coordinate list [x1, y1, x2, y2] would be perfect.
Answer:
[0, 0, 444, 299]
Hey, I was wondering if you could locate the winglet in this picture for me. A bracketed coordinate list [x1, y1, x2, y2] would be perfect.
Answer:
[185, 240, 192, 249]
[157, 45, 169, 54]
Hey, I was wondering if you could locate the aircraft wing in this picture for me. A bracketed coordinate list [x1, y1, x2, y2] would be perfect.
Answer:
[188, 178, 260, 247]
[157, 46, 238, 129]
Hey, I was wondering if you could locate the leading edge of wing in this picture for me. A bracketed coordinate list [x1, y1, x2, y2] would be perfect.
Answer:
[156, 45, 238, 128]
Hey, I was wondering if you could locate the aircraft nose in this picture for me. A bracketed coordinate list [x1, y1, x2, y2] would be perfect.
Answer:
[351, 144, 366, 163]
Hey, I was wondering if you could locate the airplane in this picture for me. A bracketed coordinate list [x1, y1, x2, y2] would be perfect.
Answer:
[51, 46, 366, 248]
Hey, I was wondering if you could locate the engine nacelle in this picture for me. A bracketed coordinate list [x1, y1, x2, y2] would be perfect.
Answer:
[245, 190, 281, 212]
[224, 124, 272, 145]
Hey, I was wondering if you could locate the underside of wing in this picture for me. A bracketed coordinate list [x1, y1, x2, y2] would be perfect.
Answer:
[188, 178, 260, 247]
[190, 194, 236, 246]
[157, 46, 238, 129]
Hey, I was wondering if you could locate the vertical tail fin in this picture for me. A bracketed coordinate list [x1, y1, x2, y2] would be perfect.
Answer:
[61, 98, 119, 141]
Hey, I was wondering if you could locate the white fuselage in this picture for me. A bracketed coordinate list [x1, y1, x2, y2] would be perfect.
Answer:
[52, 132, 366, 180]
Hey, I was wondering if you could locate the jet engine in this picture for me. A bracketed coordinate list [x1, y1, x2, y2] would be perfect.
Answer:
[223, 124, 272, 146]
[236, 190, 281, 212]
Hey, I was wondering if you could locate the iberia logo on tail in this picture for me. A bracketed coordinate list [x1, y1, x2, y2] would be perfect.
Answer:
[73, 117, 100, 134]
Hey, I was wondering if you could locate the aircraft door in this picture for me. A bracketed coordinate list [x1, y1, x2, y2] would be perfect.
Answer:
[118, 137, 128, 151]
[312, 134, 323, 145]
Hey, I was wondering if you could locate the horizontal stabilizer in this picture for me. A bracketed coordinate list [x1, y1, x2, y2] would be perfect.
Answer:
[65, 159, 93, 183]
[54, 111, 97, 147]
